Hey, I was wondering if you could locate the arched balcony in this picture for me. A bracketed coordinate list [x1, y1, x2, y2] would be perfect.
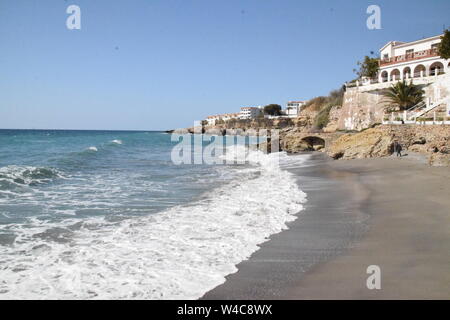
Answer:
[402, 67, 411, 80]
[413, 64, 426, 78]
[380, 71, 388, 83]
[390, 69, 400, 81]
[429, 62, 445, 76]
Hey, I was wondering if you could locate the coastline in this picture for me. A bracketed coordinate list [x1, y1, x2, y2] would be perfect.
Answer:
[203, 152, 450, 299]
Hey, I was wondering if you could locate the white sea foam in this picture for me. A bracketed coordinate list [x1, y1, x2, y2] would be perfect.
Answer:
[111, 139, 122, 145]
[87, 146, 98, 152]
[0, 150, 308, 299]
[0, 165, 64, 187]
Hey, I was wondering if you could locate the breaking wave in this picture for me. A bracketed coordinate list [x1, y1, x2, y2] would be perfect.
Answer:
[0, 148, 307, 299]
[0, 166, 64, 188]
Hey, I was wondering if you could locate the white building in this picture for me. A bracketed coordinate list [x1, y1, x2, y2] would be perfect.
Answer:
[285, 101, 305, 117]
[205, 113, 239, 125]
[343, 33, 450, 127]
[239, 106, 263, 119]
[221, 113, 240, 122]
[378, 34, 448, 82]
[205, 115, 220, 126]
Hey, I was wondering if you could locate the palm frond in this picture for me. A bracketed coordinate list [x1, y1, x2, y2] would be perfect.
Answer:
[382, 80, 424, 110]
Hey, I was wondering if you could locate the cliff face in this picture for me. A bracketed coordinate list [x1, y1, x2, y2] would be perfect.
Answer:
[337, 89, 385, 131]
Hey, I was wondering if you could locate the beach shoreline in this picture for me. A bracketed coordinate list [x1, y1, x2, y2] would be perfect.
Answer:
[203, 153, 450, 299]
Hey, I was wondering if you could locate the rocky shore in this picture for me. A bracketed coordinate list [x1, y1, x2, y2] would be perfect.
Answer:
[172, 123, 450, 166]
[325, 125, 450, 166]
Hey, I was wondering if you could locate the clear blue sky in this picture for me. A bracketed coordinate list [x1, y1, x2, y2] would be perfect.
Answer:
[1, 0, 449, 130]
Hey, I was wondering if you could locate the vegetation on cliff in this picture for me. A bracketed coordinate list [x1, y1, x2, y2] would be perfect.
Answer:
[314, 104, 334, 129]
[383, 80, 424, 111]
[302, 87, 345, 129]
[263, 104, 283, 116]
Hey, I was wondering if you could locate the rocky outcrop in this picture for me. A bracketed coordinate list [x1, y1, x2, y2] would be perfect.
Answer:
[280, 134, 315, 152]
[278, 128, 343, 153]
[327, 124, 450, 165]
[327, 128, 394, 159]
[386, 125, 450, 166]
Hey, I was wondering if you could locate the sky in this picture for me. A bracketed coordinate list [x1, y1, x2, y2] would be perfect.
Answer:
[0, 0, 449, 130]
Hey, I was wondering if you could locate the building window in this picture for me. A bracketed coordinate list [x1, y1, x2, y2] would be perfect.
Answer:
[383, 54, 389, 60]
[405, 49, 414, 55]
[431, 43, 439, 50]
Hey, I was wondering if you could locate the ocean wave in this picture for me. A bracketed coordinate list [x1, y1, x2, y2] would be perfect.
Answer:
[0, 165, 64, 189]
[0, 150, 307, 299]
[110, 139, 122, 145]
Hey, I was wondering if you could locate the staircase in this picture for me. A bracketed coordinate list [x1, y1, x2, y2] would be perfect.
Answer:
[407, 97, 450, 120]
[406, 101, 426, 120]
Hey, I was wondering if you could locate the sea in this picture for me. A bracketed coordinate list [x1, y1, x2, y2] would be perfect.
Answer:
[0, 129, 307, 299]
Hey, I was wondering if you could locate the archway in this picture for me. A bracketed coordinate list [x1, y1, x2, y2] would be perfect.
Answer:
[402, 67, 411, 79]
[390, 69, 400, 81]
[380, 71, 388, 83]
[300, 136, 326, 151]
[429, 62, 445, 76]
[414, 64, 426, 77]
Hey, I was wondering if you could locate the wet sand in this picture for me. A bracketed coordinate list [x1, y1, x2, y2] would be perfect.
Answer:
[203, 153, 450, 299]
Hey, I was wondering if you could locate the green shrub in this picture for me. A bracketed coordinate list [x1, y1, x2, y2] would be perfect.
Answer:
[416, 117, 433, 122]
[314, 103, 333, 129]
[306, 87, 345, 129]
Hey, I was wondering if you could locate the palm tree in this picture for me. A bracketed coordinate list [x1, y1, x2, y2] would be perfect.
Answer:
[383, 80, 424, 111]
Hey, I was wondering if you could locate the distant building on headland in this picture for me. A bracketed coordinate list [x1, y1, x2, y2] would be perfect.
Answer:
[205, 113, 240, 126]
[203, 102, 308, 125]
[285, 101, 305, 117]
[239, 106, 263, 119]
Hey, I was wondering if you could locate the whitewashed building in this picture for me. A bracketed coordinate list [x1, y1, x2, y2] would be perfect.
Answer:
[221, 113, 240, 122]
[342, 33, 450, 128]
[205, 115, 220, 126]
[239, 106, 263, 119]
[378, 34, 448, 82]
[285, 101, 305, 117]
[205, 113, 239, 125]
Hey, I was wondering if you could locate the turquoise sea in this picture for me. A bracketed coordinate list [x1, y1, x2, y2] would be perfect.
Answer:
[0, 129, 306, 299]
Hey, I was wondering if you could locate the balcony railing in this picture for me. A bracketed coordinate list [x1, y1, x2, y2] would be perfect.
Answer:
[379, 48, 439, 67]
[345, 70, 446, 89]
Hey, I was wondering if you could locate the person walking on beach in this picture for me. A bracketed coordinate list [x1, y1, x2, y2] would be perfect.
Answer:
[394, 141, 403, 157]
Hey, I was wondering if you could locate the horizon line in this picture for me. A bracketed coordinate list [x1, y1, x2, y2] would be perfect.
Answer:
[0, 128, 165, 132]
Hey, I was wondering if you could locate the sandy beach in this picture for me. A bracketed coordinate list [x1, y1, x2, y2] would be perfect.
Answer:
[203, 153, 450, 299]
